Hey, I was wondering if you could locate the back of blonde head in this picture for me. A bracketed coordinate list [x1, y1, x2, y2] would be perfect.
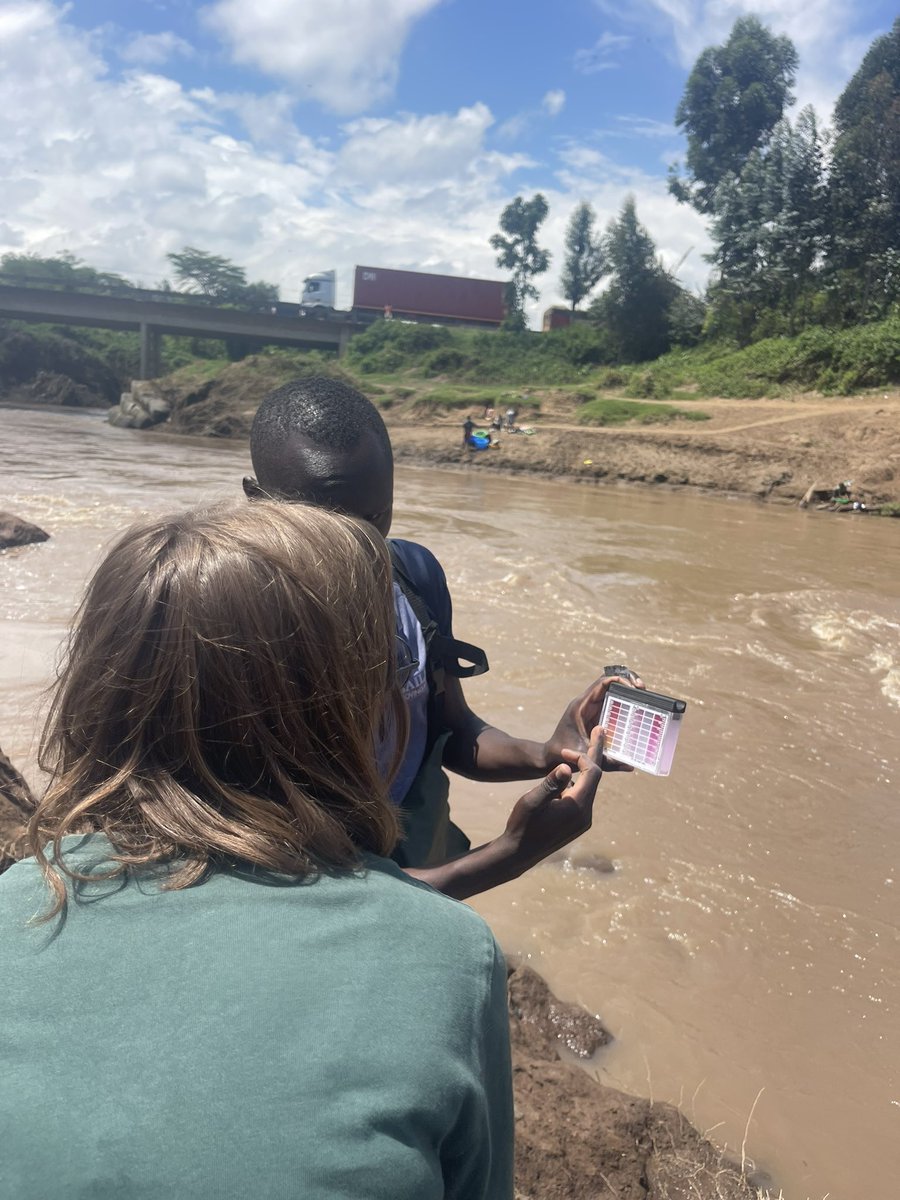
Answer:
[30, 501, 405, 917]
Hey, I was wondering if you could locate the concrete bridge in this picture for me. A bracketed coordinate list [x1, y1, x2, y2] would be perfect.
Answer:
[0, 285, 354, 378]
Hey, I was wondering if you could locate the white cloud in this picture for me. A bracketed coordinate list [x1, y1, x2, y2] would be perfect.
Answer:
[119, 30, 194, 66]
[616, 115, 677, 138]
[497, 113, 526, 140]
[498, 90, 566, 140]
[338, 105, 497, 188]
[0, 1, 713, 326]
[203, 0, 442, 114]
[574, 32, 632, 74]
[0, 4, 526, 307]
[542, 89, 566, 117]
[0, 2, 51, 40]
[610, 0, 873, 121]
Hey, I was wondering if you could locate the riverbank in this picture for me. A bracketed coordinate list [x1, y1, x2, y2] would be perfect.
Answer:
[4, 317, 900, 509]
[386, 392, 900, 510]
[142, 356, 900, 511]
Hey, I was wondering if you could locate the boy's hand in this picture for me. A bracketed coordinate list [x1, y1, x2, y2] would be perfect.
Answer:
[543, 672, 644, 772]
[502, 726, 605, 869]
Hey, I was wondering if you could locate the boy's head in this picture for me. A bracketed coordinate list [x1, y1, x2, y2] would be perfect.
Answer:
[245, 376, 394, 536]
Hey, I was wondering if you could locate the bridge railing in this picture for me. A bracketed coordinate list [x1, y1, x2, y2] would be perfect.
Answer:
[0, 275, 292, 317]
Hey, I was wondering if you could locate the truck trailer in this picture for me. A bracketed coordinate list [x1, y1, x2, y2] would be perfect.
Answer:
[300, 266, 506, 328]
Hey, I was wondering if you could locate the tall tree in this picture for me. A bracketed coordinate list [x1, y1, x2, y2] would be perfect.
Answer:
[166, 247, 250, 301]
[560, 202, 607, 311]
[826, 16, 900, 321]
[706, 107, 826, 341]
[669, 16, 798, 214]
[165, 247, 279, 313]
[490, 194, 551, 329]
[763, 107, 826, 329]
[593, 197, 678, 360]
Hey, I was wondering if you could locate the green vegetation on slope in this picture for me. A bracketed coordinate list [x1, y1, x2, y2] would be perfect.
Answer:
[576, 398, 710, 425]
[617, 316, 900, 398]
[341, 314, 900, 398]
[344, 319, 617, 385]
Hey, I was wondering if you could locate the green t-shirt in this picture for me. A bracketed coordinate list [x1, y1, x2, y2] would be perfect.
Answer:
[0, 836, 513, 1199]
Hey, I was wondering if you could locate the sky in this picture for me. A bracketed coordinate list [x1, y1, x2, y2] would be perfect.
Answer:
[0, 0, 895, 323]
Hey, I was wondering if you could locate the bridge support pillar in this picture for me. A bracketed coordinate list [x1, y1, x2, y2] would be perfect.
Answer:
[139, 322, 162, 379]
[338, 324, 351, 357]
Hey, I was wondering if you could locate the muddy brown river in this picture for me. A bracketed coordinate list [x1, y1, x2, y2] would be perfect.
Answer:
[2, 404, 898, 1199]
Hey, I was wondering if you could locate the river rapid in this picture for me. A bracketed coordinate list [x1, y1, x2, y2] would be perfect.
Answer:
[2, 404, 899, 1199]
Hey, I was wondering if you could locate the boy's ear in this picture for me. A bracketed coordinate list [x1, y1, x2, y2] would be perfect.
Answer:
[243, 475, 265, 499]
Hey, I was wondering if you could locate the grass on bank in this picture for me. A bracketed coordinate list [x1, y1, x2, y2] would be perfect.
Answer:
[344, 319, 614, 386]
[577, 397, 711, 425]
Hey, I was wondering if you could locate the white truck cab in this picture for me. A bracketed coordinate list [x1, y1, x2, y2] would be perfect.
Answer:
[300, 270, 336, 309]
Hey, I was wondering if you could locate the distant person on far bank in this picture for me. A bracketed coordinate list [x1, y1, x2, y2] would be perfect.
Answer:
[463, 415, 475, 446]
[505, 406, 518, 432]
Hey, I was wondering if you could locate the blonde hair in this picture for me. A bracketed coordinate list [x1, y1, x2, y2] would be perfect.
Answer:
[29, 501, 407, 918]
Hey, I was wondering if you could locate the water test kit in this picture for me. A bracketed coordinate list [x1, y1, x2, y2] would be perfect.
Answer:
[599, 683, 687, 776]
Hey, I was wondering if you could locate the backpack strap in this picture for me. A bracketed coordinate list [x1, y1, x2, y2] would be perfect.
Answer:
[389, 544, 488, 683]
[388, 543, 489, 750]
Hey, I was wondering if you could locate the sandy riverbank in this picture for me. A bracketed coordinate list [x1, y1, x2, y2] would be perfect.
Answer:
[381, 391, 900, 511]
[150, 361, 900, 510]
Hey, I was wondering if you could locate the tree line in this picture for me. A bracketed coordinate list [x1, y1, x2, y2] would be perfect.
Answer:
[492, 15, 900, 357]
[0, 247, 278, 313]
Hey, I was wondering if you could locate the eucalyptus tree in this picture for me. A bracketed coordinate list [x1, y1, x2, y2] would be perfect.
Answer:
[490, 194, 551, 329]
[707, 107, 826, 340]
[669, 15, 799, 214]
[560, 202, 608, 311]
[826, 16, 900, 320]
[593, 197, 677, 361]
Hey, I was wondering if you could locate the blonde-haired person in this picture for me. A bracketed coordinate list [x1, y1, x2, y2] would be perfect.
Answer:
[0, 501, 560, 1200]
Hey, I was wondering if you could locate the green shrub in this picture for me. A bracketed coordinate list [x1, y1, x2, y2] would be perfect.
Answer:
[576, 398, 710, 426]
[422, 347, 467, 375]
[594, 367, 628, 388]
[346, 320, 620, 385]
[644, 317, 900, 397]
[627, 370, 672, 399]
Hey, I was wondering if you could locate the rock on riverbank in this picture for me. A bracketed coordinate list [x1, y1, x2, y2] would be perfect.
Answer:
[0, 512, 49, 549]
[508, 965, 763, 1200]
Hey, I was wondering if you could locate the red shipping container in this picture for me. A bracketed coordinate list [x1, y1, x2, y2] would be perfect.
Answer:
[353, 266, 505, 326]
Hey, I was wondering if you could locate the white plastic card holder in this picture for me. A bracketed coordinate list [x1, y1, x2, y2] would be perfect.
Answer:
[599, 683, 687, 776]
